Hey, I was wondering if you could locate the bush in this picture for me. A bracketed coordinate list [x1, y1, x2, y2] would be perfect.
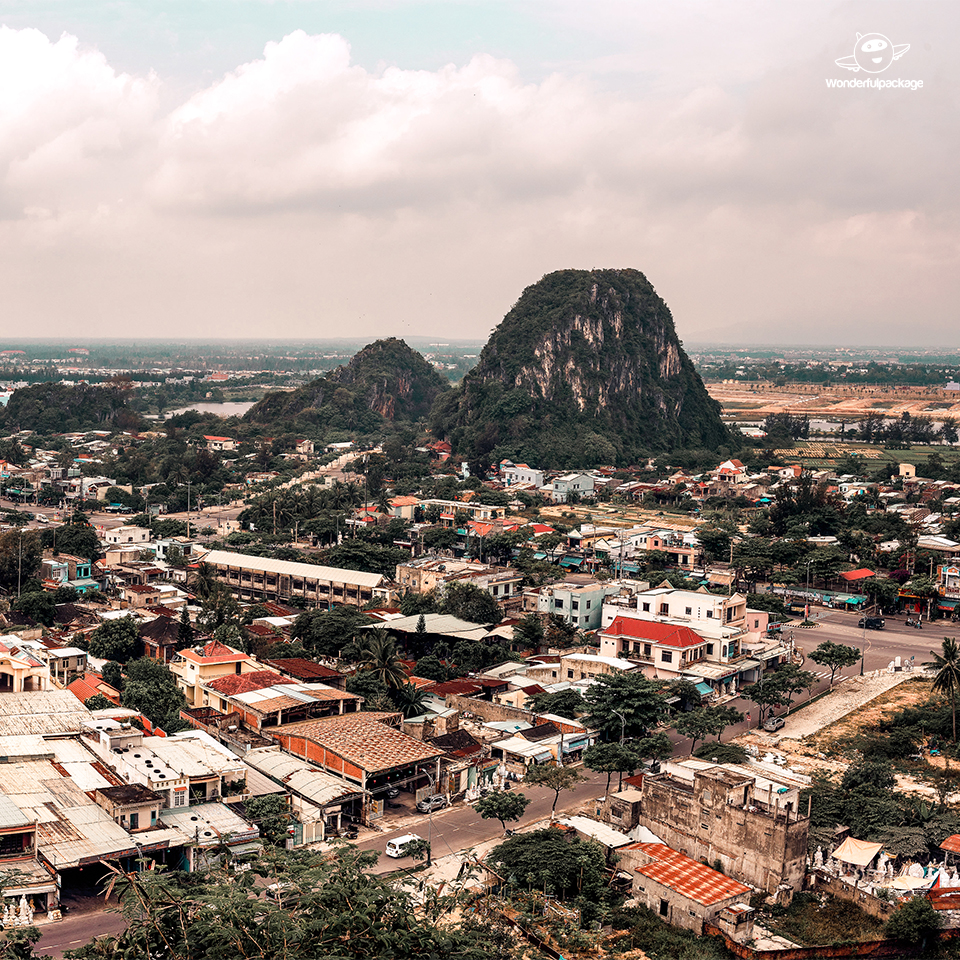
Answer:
[693, 742, 749, 764]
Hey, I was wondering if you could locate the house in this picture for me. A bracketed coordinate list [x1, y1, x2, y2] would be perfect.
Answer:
[122, 583, 162, 609]
[262, 658, 347, 690]
[295, 439, 315, 457]
[548, 473, 595, 503]
[637, 759, 810, 893]
[270, 711, 445, 813]
[66, 671, 121, 706]
[713, 459, 747, 485]
[0, 637, 51, 692]
[203, 436, 236, 452]
[388, 495, 420, 520]
[199, 549, 391, 609]
[532, 579, 643, 631]
[623, 842, 754, 938]
[94, 784, 165, 833]
[602, 587, 749, 641]
[170, 640, 272, 706]
[102, 525, 151, 546]
[140, 614, 187, 663]
[243, 746, 364, 841]
[500, 461, 545, 488]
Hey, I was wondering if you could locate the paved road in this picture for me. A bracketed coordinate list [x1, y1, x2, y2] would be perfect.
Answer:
[35, 909, 126, 958]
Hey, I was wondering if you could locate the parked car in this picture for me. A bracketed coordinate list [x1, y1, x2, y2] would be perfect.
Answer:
[415, 794, 449, 814]
[383, 786, 400, 799]
[763, 716, 786, 733]
[858, 616, 885, 630]
[385, 833, 425, 859]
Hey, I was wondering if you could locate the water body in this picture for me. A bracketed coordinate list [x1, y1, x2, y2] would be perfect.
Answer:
[165, 401, 256, 418]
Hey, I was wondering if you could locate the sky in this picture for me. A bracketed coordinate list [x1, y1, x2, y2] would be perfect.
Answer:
[0, 1, 956, 347]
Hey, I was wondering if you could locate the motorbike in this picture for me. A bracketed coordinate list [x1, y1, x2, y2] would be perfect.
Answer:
[905, 618, 923, 629]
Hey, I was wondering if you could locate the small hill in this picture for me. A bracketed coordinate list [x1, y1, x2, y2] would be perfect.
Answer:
[245, 338, 449, 434]
[0, 381, 145, 435]
[429, 269, 728, 467]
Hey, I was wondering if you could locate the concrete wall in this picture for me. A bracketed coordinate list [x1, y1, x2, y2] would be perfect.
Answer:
[445, 694, 535, 725]
[639, 774, 808, 893]
[809, 872, 896, 921]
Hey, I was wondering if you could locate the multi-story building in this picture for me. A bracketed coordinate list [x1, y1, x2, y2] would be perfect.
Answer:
[200, 549, 391, 609]
[526, 578, 646, 631]
[500, 461, 545, 488]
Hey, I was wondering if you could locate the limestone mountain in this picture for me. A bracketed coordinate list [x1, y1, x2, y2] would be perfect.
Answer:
[429, 269, 728, 467]
[245, 338, 449, 434]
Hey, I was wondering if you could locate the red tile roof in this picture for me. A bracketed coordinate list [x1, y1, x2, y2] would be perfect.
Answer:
[179, 640, 248, 664]
[631, 844, 750, 905]
[205, 670, 293, 696]
[839, 568, 875, 582]
[264, 658, 343, 682]
[941, 835, 960, 854]
[602, 617, 706, 648]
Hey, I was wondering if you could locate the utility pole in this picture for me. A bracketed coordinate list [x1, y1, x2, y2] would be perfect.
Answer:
[186, 480, 192, 540]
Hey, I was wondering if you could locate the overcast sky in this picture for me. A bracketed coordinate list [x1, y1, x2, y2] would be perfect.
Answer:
[0, 1, 956, 346]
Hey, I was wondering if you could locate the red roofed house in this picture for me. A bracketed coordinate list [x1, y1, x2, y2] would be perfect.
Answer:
[170, 640, 276, 706]
[714, 459, 746, 485]
[388, 495, 420, 520]
[624, 842, 754, 938]
[599, 616, 712, 681]
[67, 672, 121, 706]
[203, 435, 236, 452]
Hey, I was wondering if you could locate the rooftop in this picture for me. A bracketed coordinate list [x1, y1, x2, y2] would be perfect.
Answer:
[200, 549, 385, 589]
[602, 617, 708, 649]
[631, 843, 751, 905]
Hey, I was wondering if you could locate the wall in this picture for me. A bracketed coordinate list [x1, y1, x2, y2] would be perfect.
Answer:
[445, 694, 535, 725]
[810, 872, 896, 921]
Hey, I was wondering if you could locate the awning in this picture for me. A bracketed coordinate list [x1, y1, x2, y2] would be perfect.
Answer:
[736, 659, 763, 672]
[939, 600, 959, 611]
[532, 552, 547, 560]
[560, 556, 584, 568]
[694, 682, 713, 697]
[833, 837, 883, 867]
[4, 883, 56, 896]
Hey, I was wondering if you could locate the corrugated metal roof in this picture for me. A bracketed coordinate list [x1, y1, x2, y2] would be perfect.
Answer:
[0, 691, 92, 737]
[160, 802, 259, 847]
[361, 613, 489, 637]
[244, 747, 362, 807]
[0, 792, 32, 829]
[201, 549, 385, 589]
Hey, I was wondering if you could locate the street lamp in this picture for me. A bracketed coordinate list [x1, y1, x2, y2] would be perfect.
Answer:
[611, 709, 627, 745]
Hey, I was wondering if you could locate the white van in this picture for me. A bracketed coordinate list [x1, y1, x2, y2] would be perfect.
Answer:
[35, 513, 49, 524]
[385, 833, 425, 859]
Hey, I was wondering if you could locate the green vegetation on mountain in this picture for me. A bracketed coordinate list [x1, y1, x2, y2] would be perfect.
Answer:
[429, 268, 728, 467]
[0, 381, 145, 434]
[245, 338, 449, 436]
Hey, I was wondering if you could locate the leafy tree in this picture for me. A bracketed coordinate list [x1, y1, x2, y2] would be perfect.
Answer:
[841, 759, 896, 793]
[346, 669, 389, 707]
[10, 590, 56, 627]
[487, 828, 607, 913]
[512, 613, 545, 650]
[413, 653, 457, 683]
[399, 591, 438, 616]
[84, 693, 115, 711]
[772, 663, 817, 713]
[324, 540, 410, 578]
[582, 671, 666, 742]
[120, 658, 188, 732]
[885, 895, 942, 951]
[101, 660, 124, 692]
[244, 794, 290, 847]
[0, 529, 42, 593]
[583, 743, 636, 798]
[673, 710, 716, 756]
[810, 640, 861, 687]
[45, 519, 101, 562]
[440, 581, 502, 624]
[862, 576, 899, 612]
[526, 689, 585, 720]
[707, 704, 744, 740]
[926, 638, 960, 740]
[475, 791, 531, 834]
[391, 682, 430, 719]
[693, 742, 749, 764]
[52, 584, 79, 604]
[290, 607, 370, 657]
[524, 763, 586, 817]
[741, 676, 788, 727]
[88, 616, 141, 663]
[177, 606, 195, 648]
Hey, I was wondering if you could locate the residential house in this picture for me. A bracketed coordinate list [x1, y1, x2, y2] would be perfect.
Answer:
[295, 439, 315, 458]
[531, 579, 644, 631]
[622, 843, 754, 938]
[203, 436, 236, 452]
[122, 583, 162, 609]
[102, 525, 151, 546]
[262, 658, 347, 690]
[547, 473, 595, 503]
[500, 461, 545, 488]
[170, 640, 272, 706]
[0, 638, 51, 692]
[388, 495, 420, 520]
[525, 653, 640, 685]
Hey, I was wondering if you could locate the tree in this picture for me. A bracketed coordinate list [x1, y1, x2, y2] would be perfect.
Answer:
[177, 606, 195, 648]
[391, 682, 431, 719]
[926, 638, 960, 741]
[772, 663, 817, 713]
[399, 591, 438, 616]
[84, 693, 115, 711]
[707, 704, 744, 740]
[291, 607, 370, 657]
[524, 763, 586, 817]
[582, 671, 666, 742]
[244, 794, 290, 847]
[52, 584, 79, 604]
[810, 640, 861, 687]
[0, 529, 42, 593]
[885, 895, 942, 951]
[120, 658, 188, 732]
[354, 630, 407, 689]
[10, 590, 56, 627]
[475, 791, 531, 835]
[101, 660, 124, 692]
[741, 676, 788, 727]
[414, 653, 456, 683]
[88, 616, 141, 663]
[526, 689, 584, 720]
[583, 742, 635, 798]
[862, 576, 899, 612]
[673, 710, 716, 756]
[440, 581, 502, 624]
[512, 613, 545, 650]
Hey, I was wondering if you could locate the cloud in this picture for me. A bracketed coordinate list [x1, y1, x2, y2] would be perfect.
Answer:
[0, 15, 956, 345]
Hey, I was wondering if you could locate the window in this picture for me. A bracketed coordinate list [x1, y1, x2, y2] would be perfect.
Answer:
[685, 607, 692, 615]
[707, 643, 714, 655]
[554, 599, 564, 610]
[660, 899, 669, 917]
[659, 604, 669, 615]
[661, 651, 673, 663]
[174, 789, 186, 807]
[642, 602, 651, 612]
[586, 599, 592, 609]
[644, 643, 652, 657]
[129, 812, 139, 829]
[151, 810, 157, 825]
[572, 601, 579, 611]
[706, 610, 713, 618]
[567, 670, 574, 679]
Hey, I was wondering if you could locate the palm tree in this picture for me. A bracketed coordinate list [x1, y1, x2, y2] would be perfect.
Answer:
[356, 629, 407, 689]
[926, 638, 960, 741]
[189, 562, 219, 603]
[392, 682, 430, 719]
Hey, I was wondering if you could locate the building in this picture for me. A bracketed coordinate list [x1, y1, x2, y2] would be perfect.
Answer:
[0, 638, 51, 693]
[102, 525, 151, 545]
[623, 842, 754, 938]
[530, 579, 643, 631]
[388, 495, 420, 520]
[525, 652, 640, 684]
[199, 549, 390, 609]
[271, 712, 445, 807]
[203, 436, 237, 452]
[548, 473, 595, 503]
[637, 760, 810, 894]
[395, 556, 522, 607]
[602, 587, 749, 641]
[500, 461, 545, 488]
[170, 640, 269, 707]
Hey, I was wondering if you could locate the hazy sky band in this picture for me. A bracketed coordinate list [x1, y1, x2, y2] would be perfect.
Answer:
[0, 1, 954, 346]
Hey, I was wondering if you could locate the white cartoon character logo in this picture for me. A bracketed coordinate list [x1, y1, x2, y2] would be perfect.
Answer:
[836, 33, 909, 74]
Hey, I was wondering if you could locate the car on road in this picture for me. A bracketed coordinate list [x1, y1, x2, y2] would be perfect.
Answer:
[415, 794, 449, 814]
[763, 716, 786, 733]
[385, 833, 425, 858]
[858, 616, 885, 630]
